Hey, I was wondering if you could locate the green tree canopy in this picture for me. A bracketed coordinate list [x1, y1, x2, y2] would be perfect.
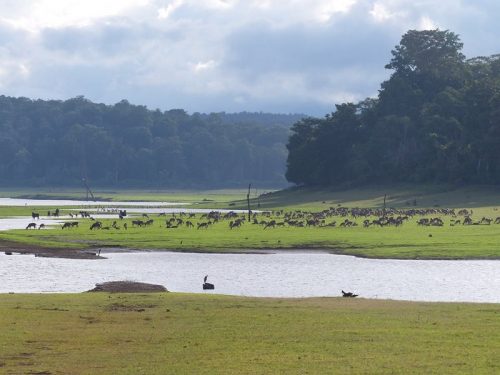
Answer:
[286, 29, 500, 186]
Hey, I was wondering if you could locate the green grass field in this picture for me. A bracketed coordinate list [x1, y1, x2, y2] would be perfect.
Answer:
[248, 184, 500, 210]
[3, 212, 500, 259]
[2, 185, 500, 259]
[0, 293, 498, 374]
[0, 187, 257, 205]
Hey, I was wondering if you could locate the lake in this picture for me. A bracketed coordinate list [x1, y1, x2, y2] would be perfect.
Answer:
[1, 251, 498, 302]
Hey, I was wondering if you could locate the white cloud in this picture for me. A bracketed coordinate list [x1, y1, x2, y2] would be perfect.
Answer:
[1, 0, 150, 31]
[158, 0, 184, 19]
[0, 59, 30, 88]
[193, 60, 218, 72]
[19, 63, 30, 77]
[370, 2, 396, 22]
[251, 0, 272, 10]
[203, 0, 237, 10]
[0, 0, 498, 114]
[418, 16, 438, 30]
[316, 0, 358, 23]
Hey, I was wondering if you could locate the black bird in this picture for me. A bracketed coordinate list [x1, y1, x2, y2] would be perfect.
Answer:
[342, 290, 358, 298]
[203, 275, 214, 290]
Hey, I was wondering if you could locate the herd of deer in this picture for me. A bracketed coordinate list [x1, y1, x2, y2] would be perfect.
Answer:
[24, 206, 500, 232]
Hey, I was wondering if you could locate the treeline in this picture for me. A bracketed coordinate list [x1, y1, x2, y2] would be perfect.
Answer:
[0, 96, 299, 187]
[286, 29, 500, 186]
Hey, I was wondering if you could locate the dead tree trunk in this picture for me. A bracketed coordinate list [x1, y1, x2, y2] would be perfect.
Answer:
[247, 183, 252, 222]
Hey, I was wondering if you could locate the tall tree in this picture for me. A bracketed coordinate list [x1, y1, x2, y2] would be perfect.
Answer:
[286, 29, 500, 187]
[385, 29, 465, 89]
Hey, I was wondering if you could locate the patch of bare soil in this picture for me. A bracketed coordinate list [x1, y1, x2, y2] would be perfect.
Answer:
[87, 281, 168, 293]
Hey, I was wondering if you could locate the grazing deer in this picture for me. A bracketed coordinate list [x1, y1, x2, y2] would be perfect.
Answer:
[132, 220, 144, 227]
[90, 221, 102, 230]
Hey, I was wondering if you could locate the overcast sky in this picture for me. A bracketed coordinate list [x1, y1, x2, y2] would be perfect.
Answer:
[0, 0, 498, 115]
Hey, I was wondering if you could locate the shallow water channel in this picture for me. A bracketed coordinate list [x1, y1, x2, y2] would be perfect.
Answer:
[0, 198, 186, 206]
[1, 251, 499, 302]
[0, 197, 191, 230]
[0, 208, 249, 231]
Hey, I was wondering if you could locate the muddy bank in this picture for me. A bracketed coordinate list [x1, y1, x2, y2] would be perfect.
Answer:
[2, 238, 498, 261]
[0, 240, 337, 260]
[0, 239, 104, 259]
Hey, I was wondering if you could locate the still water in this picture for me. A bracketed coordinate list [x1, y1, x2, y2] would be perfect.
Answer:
[0, 198, 186, 207]
[1, 251, 498, 302]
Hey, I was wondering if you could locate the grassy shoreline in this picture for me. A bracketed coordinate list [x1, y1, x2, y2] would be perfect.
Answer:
[0, 188, 255, 205]
[3, 185, 500, 260]
[3, 215, 500, 260]
[1, 292, 498, 374]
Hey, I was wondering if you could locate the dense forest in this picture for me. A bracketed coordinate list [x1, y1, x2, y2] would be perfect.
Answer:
[286, 29, 500, 186]
[0, 97, 302, 187]
[4, 29, 498, 189]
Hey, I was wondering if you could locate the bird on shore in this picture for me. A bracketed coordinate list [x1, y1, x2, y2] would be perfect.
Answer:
[342, 290, 358, 298]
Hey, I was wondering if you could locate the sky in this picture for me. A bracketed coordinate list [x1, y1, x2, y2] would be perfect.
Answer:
[0, 0, 498, 115]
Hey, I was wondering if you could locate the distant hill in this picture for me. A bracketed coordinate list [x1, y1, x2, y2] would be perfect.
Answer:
[0, 95, 303, 188]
